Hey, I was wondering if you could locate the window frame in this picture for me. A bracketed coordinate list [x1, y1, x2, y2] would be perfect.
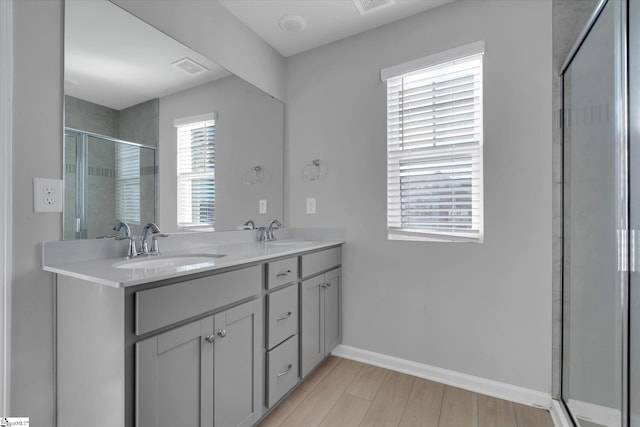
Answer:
[114, 143, 141, 225]
[382, 41, 484, 243]
[175, 113, 217, 231]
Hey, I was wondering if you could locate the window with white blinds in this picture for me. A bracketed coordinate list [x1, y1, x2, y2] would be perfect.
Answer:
[382, 42, 484, 242]
[175, 114, 216, 229]
[115, 144, 141, 224]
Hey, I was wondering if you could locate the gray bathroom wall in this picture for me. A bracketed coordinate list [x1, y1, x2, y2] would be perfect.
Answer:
[286, 0, 553, 393]
[11, 0, 63, 423]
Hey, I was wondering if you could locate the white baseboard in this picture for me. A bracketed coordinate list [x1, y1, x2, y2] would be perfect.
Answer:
[550, 399, 574, 427]
[332, 344, 552, 410]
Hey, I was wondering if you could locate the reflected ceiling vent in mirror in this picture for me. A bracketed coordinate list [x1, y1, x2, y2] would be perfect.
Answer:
[278, 15, 307, 33]
[353, 0, 395, 15]
[171, 57, 208, 76]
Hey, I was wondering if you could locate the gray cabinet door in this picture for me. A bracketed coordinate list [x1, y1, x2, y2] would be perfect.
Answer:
[301, 275, 325, 377]
[214, 300, 257, 427]
[137, 299, 259, 427]
[136, 317, 214, 427]
[324, 268, 341, 354]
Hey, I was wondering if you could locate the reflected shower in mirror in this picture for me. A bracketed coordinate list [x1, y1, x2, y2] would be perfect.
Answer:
[63, 0, 284, 239]
[64, 129, 156, 240]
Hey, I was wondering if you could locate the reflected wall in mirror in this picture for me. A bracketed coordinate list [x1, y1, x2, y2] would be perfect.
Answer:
[63, 0, 284, 239]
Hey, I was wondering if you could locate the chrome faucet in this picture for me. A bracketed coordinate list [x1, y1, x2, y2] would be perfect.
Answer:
[241, 219, 257, 230]
[263, 219, 282, 242]
[140, 223, 168, 256]
[113, 221, 131, 237]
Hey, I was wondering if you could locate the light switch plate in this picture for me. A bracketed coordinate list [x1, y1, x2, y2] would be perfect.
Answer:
[34, 178, 63, 212]
[306, 197, 316, 214]
[259, 199, 267, 214]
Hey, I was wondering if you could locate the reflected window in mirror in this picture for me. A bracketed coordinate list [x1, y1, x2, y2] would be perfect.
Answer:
[176, 113, 216, 230]
[115, 144, 142, 225]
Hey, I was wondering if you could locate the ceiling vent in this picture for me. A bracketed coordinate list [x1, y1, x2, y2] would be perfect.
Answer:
[353, 0, 396, 15]
[171, 57, 208, 76]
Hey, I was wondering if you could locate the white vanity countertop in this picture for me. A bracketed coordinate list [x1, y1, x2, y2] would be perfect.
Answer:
[43, 239, 342, 288]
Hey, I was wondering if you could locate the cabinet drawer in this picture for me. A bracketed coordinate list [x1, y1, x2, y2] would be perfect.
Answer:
[266, 335, 299, 407]
[301, 246, 342, 278]
[267, 257, 298, 289]
[266, 284, 298, 349]
[136, 266, 261, 335]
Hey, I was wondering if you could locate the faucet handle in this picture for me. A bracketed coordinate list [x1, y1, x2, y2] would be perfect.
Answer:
[258, 227, 268, 242]
[241, 219, 257, 230]
[116, 236, 139, 258]
[149, 233, 169, 256]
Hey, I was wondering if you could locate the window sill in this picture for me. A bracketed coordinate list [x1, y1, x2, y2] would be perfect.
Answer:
[387, 231, 483, 243]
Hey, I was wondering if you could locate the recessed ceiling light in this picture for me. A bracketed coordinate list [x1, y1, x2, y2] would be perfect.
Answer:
[171, 57, 208, 76]
[278, 15, 307, 33]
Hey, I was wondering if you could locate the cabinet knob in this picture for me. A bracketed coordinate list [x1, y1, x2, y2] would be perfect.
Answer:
[325, 282, 332, 288]
[205, 334, 215, 343]
[218, 329, 227, 338]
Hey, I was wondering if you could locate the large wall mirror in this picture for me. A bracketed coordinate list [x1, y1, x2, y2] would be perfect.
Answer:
[63, 0, 284, 239]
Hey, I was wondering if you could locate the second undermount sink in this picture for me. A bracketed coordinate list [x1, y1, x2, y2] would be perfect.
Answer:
[113, 254, 226, 270]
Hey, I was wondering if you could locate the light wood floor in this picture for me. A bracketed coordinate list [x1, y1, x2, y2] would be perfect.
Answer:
[258, 356, 554, 427]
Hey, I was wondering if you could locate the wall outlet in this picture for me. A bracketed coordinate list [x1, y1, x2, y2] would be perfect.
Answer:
[306, 197, 316, 214]
[259, 199, 267, 214]
[34, 178, 63, 213]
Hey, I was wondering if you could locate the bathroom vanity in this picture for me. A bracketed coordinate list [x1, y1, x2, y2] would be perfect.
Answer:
[43, 231, 343, 427]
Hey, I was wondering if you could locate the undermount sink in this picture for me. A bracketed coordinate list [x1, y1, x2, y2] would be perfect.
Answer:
[113, 254, 226, 270]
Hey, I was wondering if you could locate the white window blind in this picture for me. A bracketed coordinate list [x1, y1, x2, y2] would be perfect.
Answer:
[115, 144, 141, 224]
[176, 115, 215, 229]
[383, 42, 484, 242]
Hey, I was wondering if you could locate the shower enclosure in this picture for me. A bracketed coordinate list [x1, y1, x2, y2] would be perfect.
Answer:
[561, 0, 640, 425]
[64, 128, 156, 240]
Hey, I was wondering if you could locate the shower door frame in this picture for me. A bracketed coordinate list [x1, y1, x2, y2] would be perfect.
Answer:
[63, 127, 157, 240]
[559, 0, 630, 425]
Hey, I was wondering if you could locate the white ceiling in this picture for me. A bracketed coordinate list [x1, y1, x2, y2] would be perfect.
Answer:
[65, 0, 230, 111]
[218, 0, 454, 57]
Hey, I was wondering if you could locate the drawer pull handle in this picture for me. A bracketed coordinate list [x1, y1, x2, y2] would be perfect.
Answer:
[276, 364, 293, 377]
[276, 270, 292, 277]
[276, 312, 292, 321]
[205, 334, 215, 343]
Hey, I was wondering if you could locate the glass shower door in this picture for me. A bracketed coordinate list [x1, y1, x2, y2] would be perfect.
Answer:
[63, 129, 156, 239]
[629, 0, 640, 424]
[562, 0, 626, 426]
